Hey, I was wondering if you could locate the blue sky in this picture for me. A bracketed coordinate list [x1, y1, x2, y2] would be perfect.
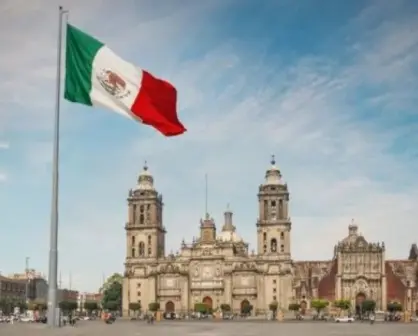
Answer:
[1, 0, 418, 292]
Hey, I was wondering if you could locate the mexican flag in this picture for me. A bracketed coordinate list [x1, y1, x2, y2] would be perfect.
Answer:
[64, 24, 186, 137]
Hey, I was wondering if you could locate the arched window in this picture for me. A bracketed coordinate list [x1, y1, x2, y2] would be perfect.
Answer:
[132, 205, 137, 223]
[263, 232, 267, 241]
[131, 248, 136, 257]
[278, 199, 283, 218]
[280, 232, 284, 239]
[139, 214, 144, 224]
[263, 200, 268, 218]
[131, 236, 136, 245]
[138, 242, 145, 256]
[270, 238, 277, 252]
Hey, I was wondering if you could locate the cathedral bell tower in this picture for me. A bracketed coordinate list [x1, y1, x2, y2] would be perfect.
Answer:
[256, 155, 291, 259]
[125, 162, 166, 260]
[200, 213, 216, 243]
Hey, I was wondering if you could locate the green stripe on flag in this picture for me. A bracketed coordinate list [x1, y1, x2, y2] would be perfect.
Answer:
[64, 24, 104, 106]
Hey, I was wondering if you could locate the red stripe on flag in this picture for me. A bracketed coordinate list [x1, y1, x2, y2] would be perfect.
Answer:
[131, 71, 186, 137]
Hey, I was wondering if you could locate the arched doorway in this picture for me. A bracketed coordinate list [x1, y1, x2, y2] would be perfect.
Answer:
[203, 296, 213, 310]
[165, 301, 175, 312]
[355, 293, 366, 316]
[240, 299, 251, 315]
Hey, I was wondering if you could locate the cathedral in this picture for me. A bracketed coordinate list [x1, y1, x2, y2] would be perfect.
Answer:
[122, 156, 418, 315]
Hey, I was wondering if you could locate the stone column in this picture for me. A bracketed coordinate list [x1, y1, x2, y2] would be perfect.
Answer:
[122, 277, 130, 317]
[336, 276, 342, 300]
[381, 276, 387, 310]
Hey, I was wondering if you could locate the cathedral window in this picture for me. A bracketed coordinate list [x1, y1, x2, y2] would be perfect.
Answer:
[148, 235, 152, 244]
[148, 248, 152, 255]
[280, 244, 284, 252]
[270, 238, 277, 252]
[131, 236, 136, 245]
[132, 205, 137, 223]
[138, 242, 145, 256]
[139, 214, 144, 224]
[137, 291, 141, 296]
[278, 199, 283, 218]
[280, 232, 284, 239]
[263, 232, 267, 241]
[273, 296, 277, 301]
[273, 288, 276, 293]
[271, 200, 276, 207]
[263, 244, 267, 253]
[140, 205, 144, 212]
[131, 248, 136, 257]
[263, 200, 268, 218]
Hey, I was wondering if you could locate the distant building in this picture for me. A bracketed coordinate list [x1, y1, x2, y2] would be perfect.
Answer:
[8, 269, 48, 302]
[58, 288, 79, 302]
[0, 275, 26, 301]
[77, 292, 103, 311]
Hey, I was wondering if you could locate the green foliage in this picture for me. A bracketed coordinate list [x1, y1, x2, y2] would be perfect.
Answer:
[0, 297, 27, 314]
[288, 303, 301, 311]
[362, 300, 376, 312]
[102, 280, 122, 311]
[99, 273, 123, 293]
[269, 300, 278, 312]
[387, 302, 402, 312]
[220, 304, 231, 312]
[194, 303, 208, 313]
[148, 302, 160, 312]
[84, 301, 98, 312]
[334, 299, 351, 310]
[311, 299, 329, 312]
[59, 300, 78, 312]
[129, 302, 141, 312]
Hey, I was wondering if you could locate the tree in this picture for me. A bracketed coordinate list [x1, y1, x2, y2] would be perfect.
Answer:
[59, 300, 78, 314]
[102, 280, 122, 312]
[148, 302, 160, 312]
[334, 299, 351, 310]
[129, 302, 141, 316]
[311, 299, 329, 313]
[194, 303, 208, 314]
[99, 273, 123, 293]
[362, 300, 376, 313]
[387, 302, 402, 312]
[84, 301, 99, 315]
[269, 300, 278, 314]
[220, 304, 231, 312]
[288, 303, 301, 312]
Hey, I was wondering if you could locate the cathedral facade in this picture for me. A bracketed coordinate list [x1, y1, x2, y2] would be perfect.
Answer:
[122, 157, 418, 315]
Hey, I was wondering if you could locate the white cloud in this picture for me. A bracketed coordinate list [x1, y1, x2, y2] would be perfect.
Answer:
[1, 0, 418, 291]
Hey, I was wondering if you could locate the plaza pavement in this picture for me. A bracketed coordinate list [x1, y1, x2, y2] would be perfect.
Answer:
[1, 320, 417, 336]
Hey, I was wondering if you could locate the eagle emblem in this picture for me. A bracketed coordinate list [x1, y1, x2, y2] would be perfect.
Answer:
[97, 69, 131, 99]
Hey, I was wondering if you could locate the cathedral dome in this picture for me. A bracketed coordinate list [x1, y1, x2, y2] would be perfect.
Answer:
[134, 161, 155, 191]
[264, 155, 285, 185]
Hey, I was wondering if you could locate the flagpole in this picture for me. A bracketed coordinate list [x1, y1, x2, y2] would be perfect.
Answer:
[47, 5, 67, 328]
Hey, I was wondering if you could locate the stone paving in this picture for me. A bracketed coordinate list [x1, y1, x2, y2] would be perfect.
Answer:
[1, 320, 417, 336]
